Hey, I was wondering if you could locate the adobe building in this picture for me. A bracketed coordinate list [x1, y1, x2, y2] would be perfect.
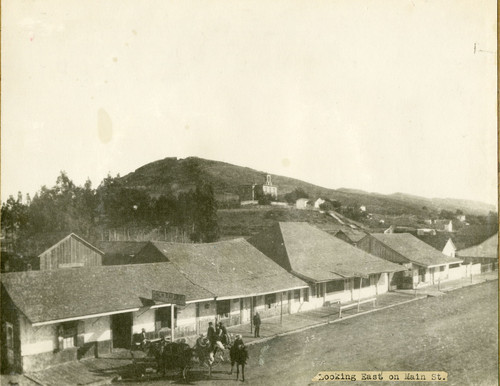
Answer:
[357, 233, 465, 288]
[248, 222, 405, 309]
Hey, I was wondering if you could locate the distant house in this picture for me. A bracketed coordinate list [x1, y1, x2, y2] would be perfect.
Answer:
[238, 174, 278, 201]
[416, 228, 437, 236]
[39, 234, 104, 270]
[434, 220, 453, 232]
[357, 233, 464, 289]
[248, 222, 405, 309]
[314, 198, 325, 209]
[456, 215, 466, 222]
[296, 198, 309, 210]
[359, 205, 366, 212]
[384, 225, 416, 234]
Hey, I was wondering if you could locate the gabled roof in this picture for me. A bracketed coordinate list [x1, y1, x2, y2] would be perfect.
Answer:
[1, 263, 213, 325]
[415, 234, 456, 252]
[140, 239, 307, 299]
[38, 233, 104, 258]
[96, 241, 149, 255]
[249, 222, 405, 282]
[335, 229, 368, 244]
[369, 233, 463, 267]
[457, 233, 498, 258]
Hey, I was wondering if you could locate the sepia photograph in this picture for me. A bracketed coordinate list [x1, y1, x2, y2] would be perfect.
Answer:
[1, 0, 498, 385]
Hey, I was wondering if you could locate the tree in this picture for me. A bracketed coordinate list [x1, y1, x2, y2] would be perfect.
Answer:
[284, 188, 309, 204]
[192, 183, 219, 243]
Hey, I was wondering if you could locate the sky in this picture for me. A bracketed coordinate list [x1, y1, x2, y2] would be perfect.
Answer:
[1, 0, 497, 206]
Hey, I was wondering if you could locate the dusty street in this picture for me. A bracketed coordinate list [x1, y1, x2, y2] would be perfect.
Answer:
[116, 280, 498, 386]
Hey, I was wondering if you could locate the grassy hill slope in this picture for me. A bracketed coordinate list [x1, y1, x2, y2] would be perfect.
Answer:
[119, 156, 495, 216]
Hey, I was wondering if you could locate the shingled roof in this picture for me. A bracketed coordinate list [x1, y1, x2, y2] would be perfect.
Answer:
[249, 222, 405, 282]
[96, 241, 149, 256]
[369, 233, 463, 267]
[1, 263, 214, 325]
[139, 239, 308, 299]
[457, 233, 498, 258]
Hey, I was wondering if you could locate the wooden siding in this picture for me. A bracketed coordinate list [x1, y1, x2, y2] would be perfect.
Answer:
[40, 236, 102, 270]
[357, 236, 409, 265]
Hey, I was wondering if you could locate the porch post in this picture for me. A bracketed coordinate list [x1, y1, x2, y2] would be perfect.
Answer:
[357, 278, 361, 311]
[170, 305, 175, 342]
[280, 292, 283, 325]
[250, 297, 254, 334]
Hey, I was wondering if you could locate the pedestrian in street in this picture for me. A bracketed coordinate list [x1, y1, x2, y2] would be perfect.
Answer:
[234, 343, 248, 382]
[253, 312, 261, 338]
[230, 334, 245, 375]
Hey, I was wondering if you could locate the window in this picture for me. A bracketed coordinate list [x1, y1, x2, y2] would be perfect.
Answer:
[354, 278, 370, 288]
[316, 284, 324, 298]
[156, 307, 177, 329]
[4, 322, 13, 349]
[216, 300, 230, 318]
[265, 293, 276, 308]
[449, 263, 460, 269]
[439, 266, 446, 272]
[294, 289, 300, 301]
[58, 322, 77, 350]
[326, 280, 344, 293]
[303, 288, 309, 302]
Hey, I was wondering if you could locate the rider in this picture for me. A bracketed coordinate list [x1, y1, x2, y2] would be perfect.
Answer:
[218, 322, 229, 347]
[207, 322, 216, 349]
[196, 334, 214, 363]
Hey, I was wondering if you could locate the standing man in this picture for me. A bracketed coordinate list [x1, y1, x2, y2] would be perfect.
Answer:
[253, 312, 261, 338]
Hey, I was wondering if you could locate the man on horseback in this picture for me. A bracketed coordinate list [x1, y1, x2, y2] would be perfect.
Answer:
[217, 321, 230, 347]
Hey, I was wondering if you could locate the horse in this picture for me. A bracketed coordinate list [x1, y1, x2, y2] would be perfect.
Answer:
[193, 336, 215, 377]
[147, 339, 193, 381]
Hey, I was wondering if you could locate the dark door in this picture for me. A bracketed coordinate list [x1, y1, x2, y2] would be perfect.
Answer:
[111, 313, 132, 349]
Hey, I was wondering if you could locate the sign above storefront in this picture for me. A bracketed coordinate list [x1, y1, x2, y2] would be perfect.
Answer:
[152, 290, 186, 306]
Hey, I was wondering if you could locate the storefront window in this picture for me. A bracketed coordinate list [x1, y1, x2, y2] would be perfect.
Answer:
[265, 293, 276, 308]
[58, 321, 77, 350]
[326, 280, 344, 293]
[216, 300, 230, 318]
[156, 307, 176, 329]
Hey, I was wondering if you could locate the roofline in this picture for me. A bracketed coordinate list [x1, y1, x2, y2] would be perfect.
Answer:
[28, 295, 218, 326]
[290, 269, 343, 284]
[215, 285, 309, 301]
[38, 233, 104, 258]
[368, 234, 452, 268]
[31, 307, 141, 327]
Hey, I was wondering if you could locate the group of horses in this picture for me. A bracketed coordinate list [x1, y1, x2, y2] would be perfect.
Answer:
[135, 334, 248, 382]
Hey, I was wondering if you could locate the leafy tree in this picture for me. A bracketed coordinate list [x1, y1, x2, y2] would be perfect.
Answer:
[191, 183, 219, 242]
[284, 188, 309, 204]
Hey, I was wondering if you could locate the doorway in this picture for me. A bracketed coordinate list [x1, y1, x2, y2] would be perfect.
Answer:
[111, 313, 132, 349]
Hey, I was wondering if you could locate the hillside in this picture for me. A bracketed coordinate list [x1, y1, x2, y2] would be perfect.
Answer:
[119, 156, 496, 216]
